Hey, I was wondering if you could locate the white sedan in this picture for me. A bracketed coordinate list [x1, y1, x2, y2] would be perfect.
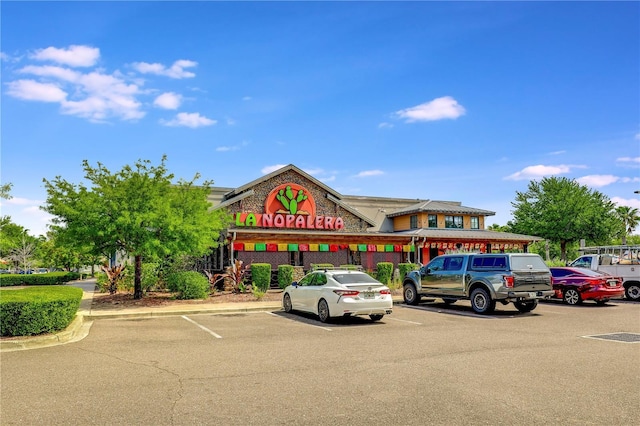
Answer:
[282, 269, 393, 322]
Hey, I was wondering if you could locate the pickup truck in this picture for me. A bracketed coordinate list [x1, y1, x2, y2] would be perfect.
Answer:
[569, 254, 640, 301]
[403, 253, 554, 314]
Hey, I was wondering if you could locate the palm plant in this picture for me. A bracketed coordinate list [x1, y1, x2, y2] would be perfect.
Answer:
[205, 259, 249, 293]
[615, 206, 640, 245]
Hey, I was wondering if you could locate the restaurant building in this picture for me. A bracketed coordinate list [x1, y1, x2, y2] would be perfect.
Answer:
[203, 164, 541, 273]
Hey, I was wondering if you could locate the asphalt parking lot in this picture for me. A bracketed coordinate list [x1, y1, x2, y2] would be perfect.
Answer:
[1, 300, 638, 425]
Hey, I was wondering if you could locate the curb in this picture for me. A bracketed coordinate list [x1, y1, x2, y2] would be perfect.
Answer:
[85, 304, 284, 320]
[0, 314, 93, 352]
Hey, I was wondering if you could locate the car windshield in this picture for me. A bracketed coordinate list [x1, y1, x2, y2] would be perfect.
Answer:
[332, 273, 380, 285]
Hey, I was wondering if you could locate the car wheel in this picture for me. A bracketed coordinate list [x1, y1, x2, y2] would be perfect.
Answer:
[514, 300, 538, 313]
[369, 314, 384, 321]
[283, 293, 292, 313]
[470, 288, 496, 314]
[442, 298, 456, 305]
[563, 288, 582, 305]
[403, 284, 420, 305]
[625, 283, 640, 301]
[317, 299, 330, 323]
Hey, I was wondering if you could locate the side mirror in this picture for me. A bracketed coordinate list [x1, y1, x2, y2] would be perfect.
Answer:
[292, 281, 299, 287]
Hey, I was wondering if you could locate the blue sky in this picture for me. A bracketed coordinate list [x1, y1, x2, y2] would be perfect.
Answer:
[2, 1, 639, 237]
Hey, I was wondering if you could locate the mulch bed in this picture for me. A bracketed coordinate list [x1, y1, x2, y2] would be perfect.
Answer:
[90, 289, 284, 309]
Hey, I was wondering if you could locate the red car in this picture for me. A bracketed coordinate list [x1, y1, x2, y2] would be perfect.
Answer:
[550, 267, 624, 305]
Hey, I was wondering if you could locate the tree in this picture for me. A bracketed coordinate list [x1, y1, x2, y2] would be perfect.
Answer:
[0, 182, 12, 199]
[510, 177, 618, 262]
[487, 223, 511, 232]
[42, 155, 231, 299]
[9, 232, 36, 272]
[614, 205, 640, 245]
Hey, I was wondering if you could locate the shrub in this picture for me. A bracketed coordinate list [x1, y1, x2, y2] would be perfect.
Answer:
[277, 265, 294, 289]
[0, 286, 83, 337]
[339, 264, 360, 270]
[0, 272, 80, 287]
[398, 263, 419, 281]
[141, 263, 160, 292]
[251, 263, 271, 292]
[310, 263, 334, 270]
[376, 262, 394, 285]
[166, 271, 209, 300]
[252, 283, 267, 300]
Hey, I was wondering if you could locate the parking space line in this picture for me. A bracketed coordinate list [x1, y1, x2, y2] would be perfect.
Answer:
[265, 312, 332, 331]
[386, 317, 422, 325]
[181, 315, 222, 338]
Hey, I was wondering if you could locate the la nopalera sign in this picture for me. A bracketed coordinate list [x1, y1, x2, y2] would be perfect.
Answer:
[233, 183, 345, 230]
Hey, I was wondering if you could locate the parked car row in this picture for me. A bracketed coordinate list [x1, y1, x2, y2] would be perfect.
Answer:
[282, 252, 633, 323]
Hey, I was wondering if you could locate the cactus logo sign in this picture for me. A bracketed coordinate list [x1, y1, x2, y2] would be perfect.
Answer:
[234, 183, 345, 230]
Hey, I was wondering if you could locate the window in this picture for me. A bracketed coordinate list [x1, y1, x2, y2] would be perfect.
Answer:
[410, 215, 418, 229]
[471, 216, 479, 229]
[471, 256, 507, 270]
[444, 257, 463, 271]
[445, 215, 463, 229]
[428, 215, 437, 228]
[426, 257, 445, 271]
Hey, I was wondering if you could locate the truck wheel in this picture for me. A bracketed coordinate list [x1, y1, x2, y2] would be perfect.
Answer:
[625, 284, 640, 301]
[470, 288, 496, 314]
[563, 288, 582, 305]
[403, 284, 420, 305]
[514, 300, 538, 313]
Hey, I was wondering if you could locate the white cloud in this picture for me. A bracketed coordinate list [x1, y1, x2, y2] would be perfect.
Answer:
[59, 71, 144, 121]
[154, 92, 182, 109]
[504, 164, 577, 181]
[6, 79, 67, 102]
[319, 175, 336, 183]
[19, 65, 80, 82]
[635, 133, 640, 140]
[302, 168, 324, 176]
[3, 197, 36, 206]
[131, 59, 197, 79]
[6, 45, 206, 125]
[31, 45, 100, 67]
[612, 196, 640, 209]
[243, 96, 252, 101]
[262, 164, 288, 174]
[548, 150, 566, 155]
[355, 170, 385, 178]
[216, 146, 237, 152]
[378, 122, 393, 129]
[616, 157, 640, 167]
[395, 96, 466, 123]
[576, 175, 619, 187]
[160, 112, 216, 128]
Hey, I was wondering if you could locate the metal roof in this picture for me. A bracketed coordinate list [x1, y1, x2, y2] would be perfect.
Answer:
[386, 200, 495, 217]
[392, 228, 542, 242]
